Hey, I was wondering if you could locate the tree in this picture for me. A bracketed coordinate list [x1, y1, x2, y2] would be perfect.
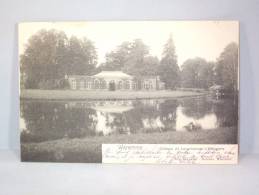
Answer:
[66, 36, 97, 75]
[181, 57, 214, 89]
[100, 41, 131, 71]
[139, 56, 160, 76]
[100, 39, 151, 76]
[21, 30, 66, 88]
[159, 35, 180, 89]
[215, 42, 239, 91]
[200, 61, 215, 88]
[123, 39, 149, 75]
[20, 29, 97, 89]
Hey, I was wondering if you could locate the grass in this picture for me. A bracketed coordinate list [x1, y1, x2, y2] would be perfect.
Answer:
[20, 89, 206, 100]
[21, 126, 237, 163]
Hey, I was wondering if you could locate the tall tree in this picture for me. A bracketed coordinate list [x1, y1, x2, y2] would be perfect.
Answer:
[100, 41, 131, 71]
[159, 35, 180, 89]
[181, 57, 214, 89]
[66, 36, 97, 75]
[100, 39, 150, 76]
[20, 30, 68, 89]
[215, 42, 239, 91]
[139, 56, 160, 76]
[20, 29, 97, 89]
[123, 39, 149, 75]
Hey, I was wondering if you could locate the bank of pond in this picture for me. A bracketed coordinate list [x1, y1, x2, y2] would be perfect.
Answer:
[20, 89, 206, 100]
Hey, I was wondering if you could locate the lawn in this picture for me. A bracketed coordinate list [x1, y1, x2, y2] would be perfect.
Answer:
[21, 126, 237, 163]
[20, 89, 206, 100]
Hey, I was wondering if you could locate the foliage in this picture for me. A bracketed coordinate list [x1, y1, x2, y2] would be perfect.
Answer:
[158, 35, 180, 89]
[137, 56, 160, 76]
[100, 39, 159, 77]
[100, 41, 131, 71]
[20, 29, 97, 89]
[181, 57, 214, 89]
[20, 29, 238, 92]
[214, 42, 238, 91]
[123, 39, 149, 75]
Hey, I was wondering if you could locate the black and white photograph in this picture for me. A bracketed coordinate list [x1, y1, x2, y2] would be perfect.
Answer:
[19, 21, 239, 163]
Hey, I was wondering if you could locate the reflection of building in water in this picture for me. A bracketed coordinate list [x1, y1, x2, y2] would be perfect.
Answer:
[90, 101, 133, 136]
[91, 100, 134, 113]
[66, 102, 92, 109]
[67, 71, 165, 91]
[176, 106, 218, 131]
[140, 99, 165, 110]
[20, 96, 236, 145]
[66, 100, 134, 110]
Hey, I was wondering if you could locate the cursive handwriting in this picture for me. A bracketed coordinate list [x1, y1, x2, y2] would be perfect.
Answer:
[102, 144, 238, 164]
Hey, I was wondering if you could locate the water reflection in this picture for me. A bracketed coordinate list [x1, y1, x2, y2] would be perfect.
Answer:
[20, 96, 238, 143]
[176, 106, 217, 131]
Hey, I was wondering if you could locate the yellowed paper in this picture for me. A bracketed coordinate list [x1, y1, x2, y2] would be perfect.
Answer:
[102, 144, 238, 164]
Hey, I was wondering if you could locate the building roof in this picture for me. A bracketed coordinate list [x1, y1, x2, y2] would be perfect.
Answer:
[93, 71, 133, 79]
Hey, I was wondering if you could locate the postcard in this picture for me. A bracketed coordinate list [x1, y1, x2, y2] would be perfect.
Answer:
[19, 21, 239, 164]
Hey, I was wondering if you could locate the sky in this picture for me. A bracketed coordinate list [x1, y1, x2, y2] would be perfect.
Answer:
[19, 21, 239, 66]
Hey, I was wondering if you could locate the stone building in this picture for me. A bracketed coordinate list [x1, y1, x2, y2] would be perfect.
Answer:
[67, 71, 165, 91]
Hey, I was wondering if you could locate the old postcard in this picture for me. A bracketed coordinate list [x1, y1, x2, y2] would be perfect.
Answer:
[19, 21, 239, 164]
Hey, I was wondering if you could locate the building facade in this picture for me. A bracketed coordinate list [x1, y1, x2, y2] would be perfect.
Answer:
[67, 71, 165, 91]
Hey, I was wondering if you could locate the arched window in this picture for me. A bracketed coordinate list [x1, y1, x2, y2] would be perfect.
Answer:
[135, 82, 138, 89]
[125, 80, 130, 90]
[101, 80, 107, 89]
[86, 81, 91, 89]
[80, 80, 85, 90]
[72, 80, 76, 90]
[144, 81, 149, 90]
[118, 81, 123, 90]
[94, 80, 100, 89]
[149, 81, 153, 89]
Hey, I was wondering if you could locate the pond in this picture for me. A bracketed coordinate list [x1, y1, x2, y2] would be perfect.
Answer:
[20, 96, 238, 143]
